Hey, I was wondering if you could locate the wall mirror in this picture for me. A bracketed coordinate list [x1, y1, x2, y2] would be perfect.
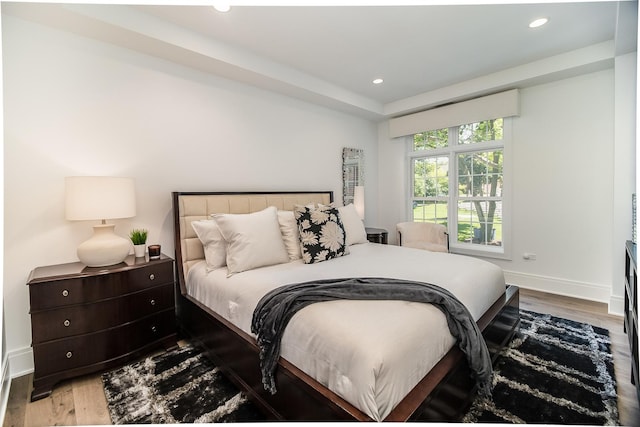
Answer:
[342, 147, 364, 205]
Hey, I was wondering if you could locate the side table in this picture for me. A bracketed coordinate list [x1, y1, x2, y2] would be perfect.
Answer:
[365, 227, 388, 244]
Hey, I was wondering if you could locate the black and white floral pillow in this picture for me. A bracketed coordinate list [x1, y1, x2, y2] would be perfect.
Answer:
[294, 204, 348, 264]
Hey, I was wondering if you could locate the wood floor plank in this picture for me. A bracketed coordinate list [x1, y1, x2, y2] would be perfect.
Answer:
[2, 375, 30, 427]
[72, 375, 111, 425]
[23, 380, 76, 427]
[2, 289, 639, 426]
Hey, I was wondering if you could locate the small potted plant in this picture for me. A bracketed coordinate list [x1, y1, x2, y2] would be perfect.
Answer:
[129, 229, 148, 258]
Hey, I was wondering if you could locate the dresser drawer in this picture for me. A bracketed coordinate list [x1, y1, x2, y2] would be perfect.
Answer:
[31, 284, 174, 344]
[127, 262, 173, 288]
[29, 261, 174, 310]
[33, 310, 175, 377]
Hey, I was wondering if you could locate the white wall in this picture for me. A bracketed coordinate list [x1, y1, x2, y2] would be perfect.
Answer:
[496, 71, 615, 302]
[378, 69, 619, 306]
[2, 15, 378, 375]
[612, 52, 637, 314]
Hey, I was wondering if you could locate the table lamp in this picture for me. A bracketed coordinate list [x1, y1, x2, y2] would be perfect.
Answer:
[65, 176, 136, 267]
[354, 185, 365, 220]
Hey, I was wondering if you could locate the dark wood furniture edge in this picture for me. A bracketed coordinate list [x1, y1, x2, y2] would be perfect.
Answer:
[172, 191, 520, 421]
[27, 254, 173, 284]
[624, 240, 639, 403]
[176, 293, 368, 420]
[387, 283, 519, 421]
[30, 333, 177, 401]
[365, 227, 388, 244]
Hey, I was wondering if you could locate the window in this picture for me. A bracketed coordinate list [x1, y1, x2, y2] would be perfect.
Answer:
[409, 118, 510, 258]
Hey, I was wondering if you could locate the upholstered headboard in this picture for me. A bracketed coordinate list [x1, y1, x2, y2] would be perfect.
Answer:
[172, 191, 333, 294]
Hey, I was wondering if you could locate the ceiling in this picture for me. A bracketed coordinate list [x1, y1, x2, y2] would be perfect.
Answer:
[3, 2, 637, 120]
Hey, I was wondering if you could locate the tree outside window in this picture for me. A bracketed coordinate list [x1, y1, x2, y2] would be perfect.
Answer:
[410, 119, 504, 250]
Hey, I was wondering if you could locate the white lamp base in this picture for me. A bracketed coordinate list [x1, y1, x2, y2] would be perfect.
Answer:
[77, 224, 131, 267]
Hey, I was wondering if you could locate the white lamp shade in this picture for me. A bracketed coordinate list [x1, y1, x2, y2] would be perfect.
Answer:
[65, 176, 136, 267]
[65, 176, 136, 221]
[354, 185, 365, 220]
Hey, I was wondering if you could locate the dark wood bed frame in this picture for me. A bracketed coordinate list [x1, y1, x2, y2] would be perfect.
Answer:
[172, 191, 520, 421]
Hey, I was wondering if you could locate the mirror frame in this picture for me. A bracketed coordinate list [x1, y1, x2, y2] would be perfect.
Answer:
[342, 148, 364, 205]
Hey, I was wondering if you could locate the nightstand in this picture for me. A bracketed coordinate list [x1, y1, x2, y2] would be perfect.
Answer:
[366, 227, 388, 244]
[27, 254, 177, 401]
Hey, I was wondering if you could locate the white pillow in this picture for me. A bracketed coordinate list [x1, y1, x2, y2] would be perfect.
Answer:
[191, 219, 227, 270]
[338, 204, 368, 245]
[213, 206, 290, 275]
[277, 210, 302, 260]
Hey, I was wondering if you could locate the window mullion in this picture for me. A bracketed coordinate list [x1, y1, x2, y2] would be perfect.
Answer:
[408, 151, 417, 220]
[448, 127, 458, 242]
[451, 139, 503, 154]
[409, 146, 450, 158]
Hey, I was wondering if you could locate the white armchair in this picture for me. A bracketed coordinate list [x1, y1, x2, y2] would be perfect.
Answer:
[396, 222, 449, 253]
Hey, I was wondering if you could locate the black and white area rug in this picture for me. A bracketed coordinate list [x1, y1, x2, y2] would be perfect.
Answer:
[463, 309, 619, 425]
[101, 345, 262, 423]
[102, 309, 619, 424]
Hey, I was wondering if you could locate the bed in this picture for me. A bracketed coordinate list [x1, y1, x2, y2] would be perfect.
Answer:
[172, 191, 520, 421]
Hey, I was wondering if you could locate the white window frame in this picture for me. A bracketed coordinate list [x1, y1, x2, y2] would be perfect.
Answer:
[407, 118, 512, 260]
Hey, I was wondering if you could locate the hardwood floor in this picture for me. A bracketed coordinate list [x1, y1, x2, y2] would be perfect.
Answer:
[3, 288, 639, 426]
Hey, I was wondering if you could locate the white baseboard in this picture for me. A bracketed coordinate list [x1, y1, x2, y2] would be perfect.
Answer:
[0, 354, 11, 425]
[8, 346, 33, 379]
[1, 347, 35, 423]
[608, 294, 625, 317]
[504, 270, 613, 306]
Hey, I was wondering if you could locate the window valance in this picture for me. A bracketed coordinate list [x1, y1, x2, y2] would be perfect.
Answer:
[388, 89, 520, 138]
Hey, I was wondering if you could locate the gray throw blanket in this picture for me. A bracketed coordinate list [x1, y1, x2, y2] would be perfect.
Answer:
[251, 277, 493, 399]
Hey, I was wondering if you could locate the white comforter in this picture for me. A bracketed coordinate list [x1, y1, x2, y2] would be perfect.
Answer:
[186, 243, 505, 421]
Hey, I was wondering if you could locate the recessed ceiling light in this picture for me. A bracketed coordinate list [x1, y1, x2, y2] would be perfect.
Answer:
[213, 3, 231, 13]
[529, 17, 548, 28]
[372, 78, 384, 85]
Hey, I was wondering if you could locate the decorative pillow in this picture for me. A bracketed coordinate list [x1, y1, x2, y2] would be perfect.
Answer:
[191, 219, 227, 271]
[294, 204, 348, 264]
[277, 210, 302, 260]
[338, 204, 368, 245]
[213, 206, 290, 275]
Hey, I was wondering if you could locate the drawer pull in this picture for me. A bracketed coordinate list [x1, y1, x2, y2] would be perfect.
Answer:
[151, 325, 157, 334]
[63, 319, 70, 327]
[149, 274, 155, 281]
[150, 299, 156, 306]
[66, 351, 73, 359]
[62, 289, 69, 297]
